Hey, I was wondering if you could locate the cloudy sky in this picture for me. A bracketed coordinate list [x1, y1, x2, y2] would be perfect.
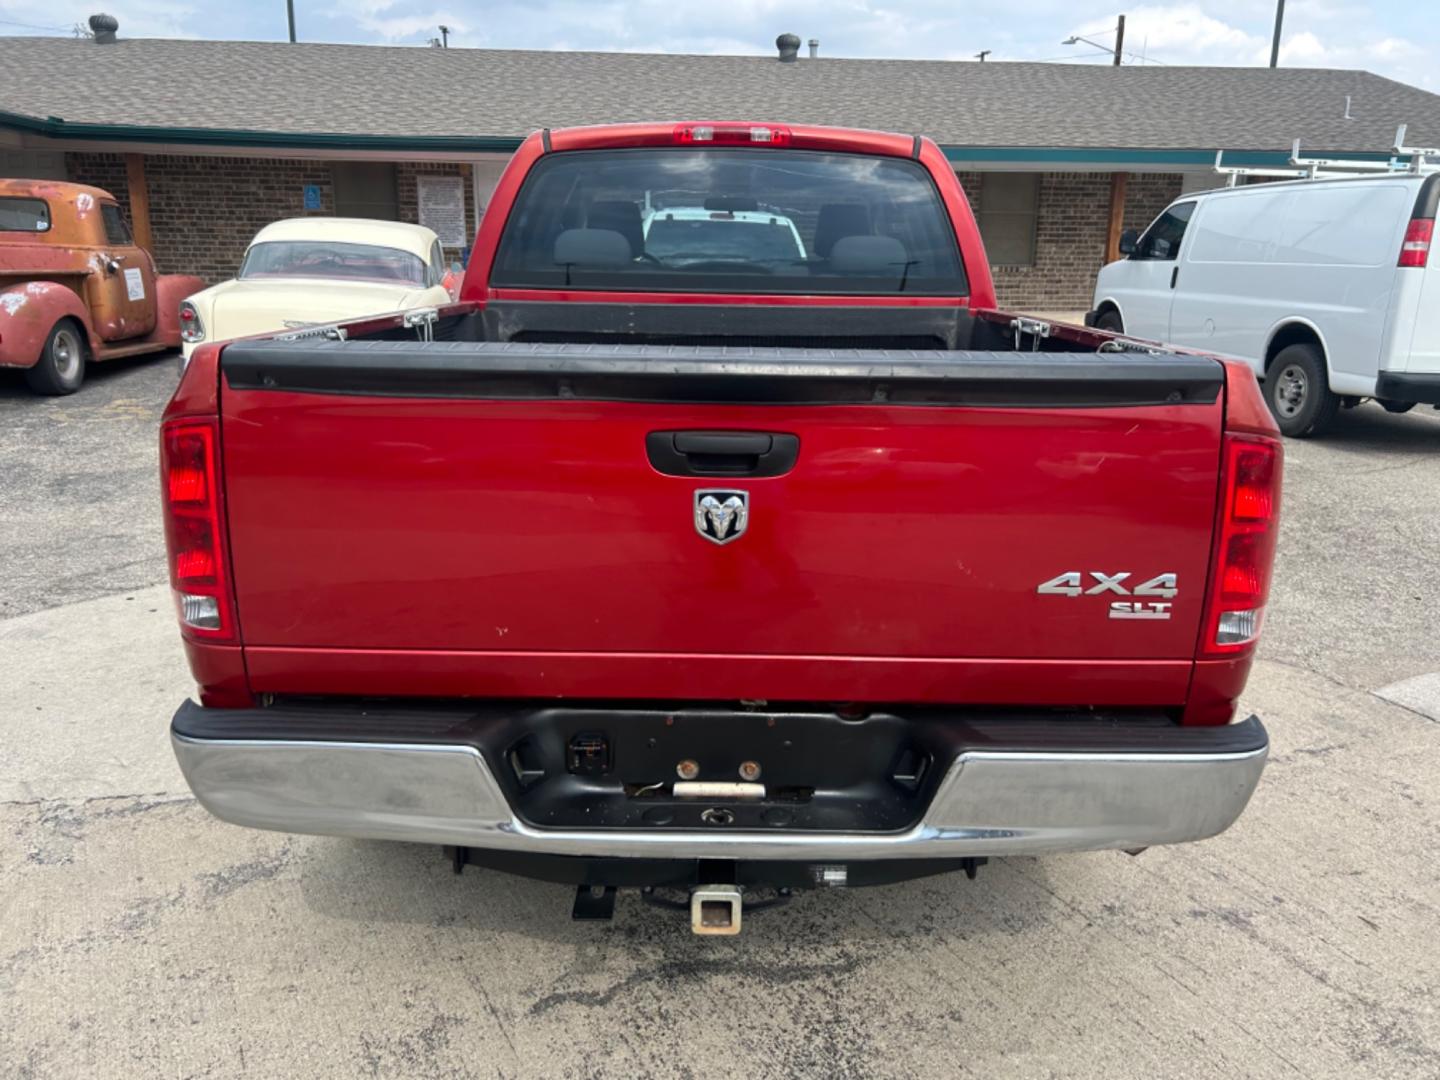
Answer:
[2, 1, 1435, 89]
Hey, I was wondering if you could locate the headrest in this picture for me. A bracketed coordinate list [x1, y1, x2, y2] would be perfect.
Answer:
[553, 228, 633, 267]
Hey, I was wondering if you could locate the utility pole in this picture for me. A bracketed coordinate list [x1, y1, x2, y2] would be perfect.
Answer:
[975, 49, 991, 62]
[286, 0, 296, 42]
[1063, 16, 1127, 65]
[1269, 0, 1285, 67]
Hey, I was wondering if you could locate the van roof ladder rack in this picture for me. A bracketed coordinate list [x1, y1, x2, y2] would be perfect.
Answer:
[1215, 125, 1440, 187]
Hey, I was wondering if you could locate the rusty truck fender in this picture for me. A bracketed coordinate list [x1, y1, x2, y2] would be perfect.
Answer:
[153, 274, 206, 347]
[0, 280, 98, 369]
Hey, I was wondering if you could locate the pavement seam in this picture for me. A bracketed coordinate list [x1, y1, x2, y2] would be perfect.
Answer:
[1367, 693, 1440, 725]
[1256, 655, 1440, 725]
[1, 791, 194, 809]
[0, 581, 172, 630]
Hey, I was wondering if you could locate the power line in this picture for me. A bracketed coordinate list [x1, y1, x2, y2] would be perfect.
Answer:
[1043, 42, 1167, 64]
[1031, 50, 1162, 64]
[0, 16, 71, 31]
[1031, 53, 1115, 62]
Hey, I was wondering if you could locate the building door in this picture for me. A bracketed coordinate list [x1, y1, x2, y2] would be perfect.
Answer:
[331, 162, 399, 220]
[91, 200, 157, 341]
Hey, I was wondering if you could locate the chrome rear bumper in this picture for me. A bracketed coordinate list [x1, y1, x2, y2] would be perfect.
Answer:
[171, 704, 1267, 861]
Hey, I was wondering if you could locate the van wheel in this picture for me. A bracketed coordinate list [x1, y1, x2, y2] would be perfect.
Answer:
[25, 320, 87, 396]
[1094, 308, 1123, 333]
[1265, 344, 1338, 437]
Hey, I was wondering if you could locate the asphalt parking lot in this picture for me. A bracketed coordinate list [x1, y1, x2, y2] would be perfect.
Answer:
[3, 355, 1439, 1079]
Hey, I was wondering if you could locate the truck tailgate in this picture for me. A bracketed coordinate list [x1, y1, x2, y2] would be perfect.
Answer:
[217, 341, 1225, 705]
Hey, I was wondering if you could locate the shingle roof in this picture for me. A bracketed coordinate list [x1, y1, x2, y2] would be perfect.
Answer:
[3, 35, 1439, 153]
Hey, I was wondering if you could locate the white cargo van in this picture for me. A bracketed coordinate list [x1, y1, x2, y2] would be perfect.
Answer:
[1089, 171, 1440, 436]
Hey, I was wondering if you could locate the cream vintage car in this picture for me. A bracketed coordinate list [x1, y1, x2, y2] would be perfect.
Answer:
[179, 217, 457, 360]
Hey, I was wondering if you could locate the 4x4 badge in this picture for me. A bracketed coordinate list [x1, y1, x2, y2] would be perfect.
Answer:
[1036, 570, 1178, 620]
[695, 490, 749, 545]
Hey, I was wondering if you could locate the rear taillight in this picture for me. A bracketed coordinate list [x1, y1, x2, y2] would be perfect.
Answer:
[673, 123, 792, 146]
[161, 419, 234, 641]
[178, 301, 205, 343]
[1200, 434, 1282, 657]
[1399, 218, 1433, 268]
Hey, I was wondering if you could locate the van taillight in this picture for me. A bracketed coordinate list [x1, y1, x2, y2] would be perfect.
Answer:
[1399, 218, 1433, 268]
[1200, 435, 1282, 657]
[161, 419, 234, 641]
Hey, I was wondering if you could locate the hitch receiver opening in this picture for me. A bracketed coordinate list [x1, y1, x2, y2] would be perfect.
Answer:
[691, 884, 743, 935]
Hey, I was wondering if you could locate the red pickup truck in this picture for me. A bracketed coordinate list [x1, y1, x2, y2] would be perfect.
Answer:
[164, 123, 1280, 934]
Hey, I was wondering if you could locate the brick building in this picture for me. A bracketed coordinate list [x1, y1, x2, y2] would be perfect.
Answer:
[4, 29, 1440, 309]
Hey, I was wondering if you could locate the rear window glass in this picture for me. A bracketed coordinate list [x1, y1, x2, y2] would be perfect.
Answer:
[492, 148, 967, 296]
[239, 241, 426, 285]
[101, 203, 132, 245]
[0, 197, 50, 232]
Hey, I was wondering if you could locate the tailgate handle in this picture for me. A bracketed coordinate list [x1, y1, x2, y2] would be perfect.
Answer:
[647, 431, 799, 478]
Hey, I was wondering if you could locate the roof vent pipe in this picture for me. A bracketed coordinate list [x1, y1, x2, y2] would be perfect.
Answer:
[88, 13, 118, 43]
[808, 39, 819, 58]
[776, 33, 801, 62]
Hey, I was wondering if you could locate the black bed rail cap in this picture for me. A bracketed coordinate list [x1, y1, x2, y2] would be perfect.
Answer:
[220, 339, 1224, 408]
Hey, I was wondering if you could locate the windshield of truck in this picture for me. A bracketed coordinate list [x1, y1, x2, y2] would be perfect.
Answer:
[644, 214, 805, 263]
[238, 241, 426, 285]
[492, 148, 967, 295]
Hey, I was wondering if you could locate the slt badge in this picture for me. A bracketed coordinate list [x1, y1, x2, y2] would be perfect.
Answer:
[695, 489, 749, 545]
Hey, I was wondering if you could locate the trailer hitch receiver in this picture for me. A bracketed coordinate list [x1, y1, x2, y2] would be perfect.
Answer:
[691, 884, 743, 935]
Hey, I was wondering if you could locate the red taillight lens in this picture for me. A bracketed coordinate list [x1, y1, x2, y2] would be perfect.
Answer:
[1231, 443, 1275, 521]
[166, 429, 209, 504]
[168, 464, 207, 503]
[173, 531, 217, 583]
[1201, 434, 1282, 657]
[673, 123, 792, 146]
[178, 301, 205, 343]
[1399, 218, 1433, 268]
[161, 420, 234, 641]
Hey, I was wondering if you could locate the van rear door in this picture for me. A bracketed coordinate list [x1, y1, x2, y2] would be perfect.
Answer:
[1382, 175, 1440, 381]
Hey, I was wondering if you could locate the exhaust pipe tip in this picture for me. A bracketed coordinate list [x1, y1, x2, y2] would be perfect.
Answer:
[691, 884, 743, 935]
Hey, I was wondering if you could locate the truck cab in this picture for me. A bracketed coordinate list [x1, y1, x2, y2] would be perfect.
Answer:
[0, 179, 202, 393]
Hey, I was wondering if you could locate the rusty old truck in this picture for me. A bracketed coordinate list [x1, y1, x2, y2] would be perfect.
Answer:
[0, 179, 202, 394]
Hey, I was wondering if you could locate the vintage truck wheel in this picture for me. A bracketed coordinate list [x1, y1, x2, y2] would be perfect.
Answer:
[25, 320, 87, 396]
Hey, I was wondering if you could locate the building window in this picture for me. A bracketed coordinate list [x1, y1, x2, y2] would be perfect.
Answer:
[331, 162, 398, 220]
[976, 173, 1040, 267]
